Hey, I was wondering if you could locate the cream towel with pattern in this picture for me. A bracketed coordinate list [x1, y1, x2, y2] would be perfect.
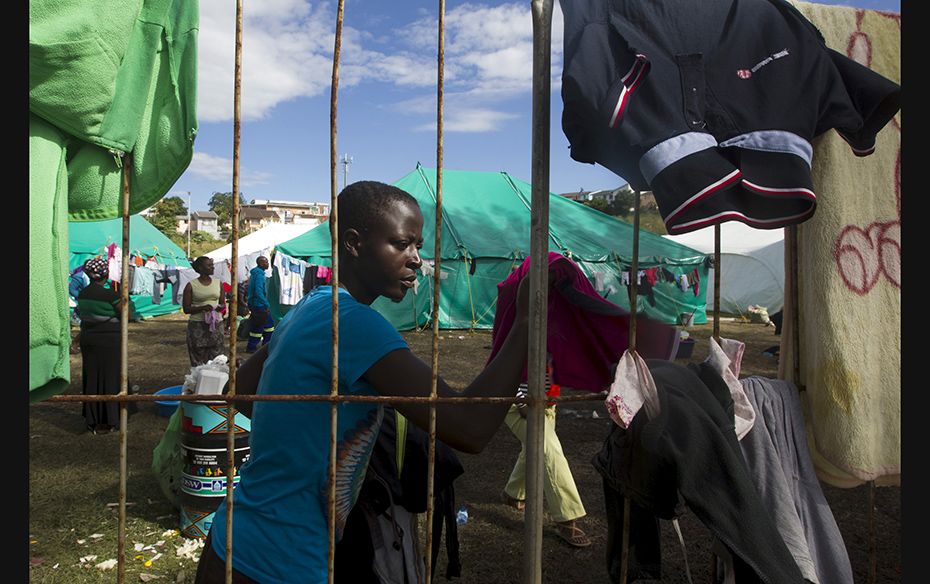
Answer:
[780, 2, 900, 487]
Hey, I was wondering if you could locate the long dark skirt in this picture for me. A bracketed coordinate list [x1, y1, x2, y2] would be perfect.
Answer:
[187, 320, 226, 366]
[80, 323, 122, 430]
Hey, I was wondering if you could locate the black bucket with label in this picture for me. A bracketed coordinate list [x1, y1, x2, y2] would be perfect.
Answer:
[178, 401, 251, 539]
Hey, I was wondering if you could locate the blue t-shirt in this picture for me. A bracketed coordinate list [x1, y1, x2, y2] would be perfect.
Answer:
[247, 266, 269, 309]
[210, 286, 408, 583]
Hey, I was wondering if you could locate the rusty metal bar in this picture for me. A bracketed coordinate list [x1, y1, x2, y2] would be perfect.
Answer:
[618, 189, 642, 584]
[869, 480, 876, 583]
[526, 2, 553, 582]
[224, 0, 245, 582]
[628, 190, 641, 351]
[424, 1, 446, 581]
[328, 1, 346, 581]
[116, 153, 132, 584]
[46, 392, 607, 405]
[787, 225, 801, 387]
[713, 224, 721, 342]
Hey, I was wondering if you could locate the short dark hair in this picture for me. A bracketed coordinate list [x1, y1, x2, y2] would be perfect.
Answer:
[192, 256, 212, 272]
[336, 181, 419, 234]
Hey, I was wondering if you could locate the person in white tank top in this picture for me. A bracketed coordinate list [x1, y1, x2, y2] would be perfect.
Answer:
[182, 256, 226, 366]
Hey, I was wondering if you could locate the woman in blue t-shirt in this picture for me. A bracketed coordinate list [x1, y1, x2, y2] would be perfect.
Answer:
[195, 181, 536, 584]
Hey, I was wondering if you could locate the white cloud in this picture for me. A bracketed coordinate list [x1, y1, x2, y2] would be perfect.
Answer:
[196, 1, 564, 123]
[187, 152, 274, 187]
[415, 108, 520, 133]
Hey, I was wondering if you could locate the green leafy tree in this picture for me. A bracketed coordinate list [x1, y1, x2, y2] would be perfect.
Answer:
[149, 196, 187, 238]
[208, 191, 248, 230]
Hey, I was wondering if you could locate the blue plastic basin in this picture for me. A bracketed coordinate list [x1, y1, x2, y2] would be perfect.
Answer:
[154, 385, 183, 417]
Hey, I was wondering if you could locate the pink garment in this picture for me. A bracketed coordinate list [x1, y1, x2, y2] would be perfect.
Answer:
[204, 308, 223, 332]
[488, 252, 680, 393]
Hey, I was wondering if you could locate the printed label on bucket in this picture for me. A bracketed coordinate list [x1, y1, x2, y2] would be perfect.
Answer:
[180, 473, 241, 497]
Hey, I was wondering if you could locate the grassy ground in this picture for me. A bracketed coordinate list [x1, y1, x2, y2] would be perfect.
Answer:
[28, 312, 901, 582]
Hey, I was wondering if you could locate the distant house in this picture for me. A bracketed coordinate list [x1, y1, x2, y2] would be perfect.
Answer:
[243, 199, 330, 225]
[175, 215, 190, 236]
[240, 207, 280, 233]
[191, 210, 220, 238]
[559, 185, 656, 211]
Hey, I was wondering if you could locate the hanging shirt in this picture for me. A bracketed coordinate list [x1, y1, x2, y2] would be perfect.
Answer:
[560, 0, 901, 234]
[273, 252, 307, 305]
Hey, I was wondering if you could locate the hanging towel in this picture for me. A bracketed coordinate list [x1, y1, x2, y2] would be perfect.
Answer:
[779, 2, 900, 487]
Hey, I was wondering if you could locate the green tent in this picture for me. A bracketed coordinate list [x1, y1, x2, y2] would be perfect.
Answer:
[275, 164, 709, 329]
[70, 215, 192, 319]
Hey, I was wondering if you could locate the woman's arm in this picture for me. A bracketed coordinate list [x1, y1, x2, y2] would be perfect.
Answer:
[363, 277, 532, 454]
[182, 282, 194, 315]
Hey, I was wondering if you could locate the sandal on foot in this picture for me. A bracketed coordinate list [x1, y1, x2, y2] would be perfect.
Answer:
[500, 491, 525, 511]
[556, 520, 592, 548]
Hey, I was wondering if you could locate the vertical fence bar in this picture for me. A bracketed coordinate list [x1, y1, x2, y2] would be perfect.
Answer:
[424, 1, 446, 581]
[713, 224, 721, 343]
[526, 1, 553, 582]
[117, 154, 132, 584]
[224, 0, 245, 582]
[328, 2, 346, 581]
[618, 190, 641, 584]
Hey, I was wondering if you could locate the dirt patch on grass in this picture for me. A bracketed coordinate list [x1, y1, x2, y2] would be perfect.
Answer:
[29, 313, 900, 582]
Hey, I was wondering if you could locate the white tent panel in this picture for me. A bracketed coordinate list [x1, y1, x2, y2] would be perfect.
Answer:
[206, 222, 319, 282]
[664, 223, 785, 315]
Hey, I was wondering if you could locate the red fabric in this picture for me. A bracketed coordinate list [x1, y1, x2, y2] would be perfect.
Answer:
[488, 252, 679, 393]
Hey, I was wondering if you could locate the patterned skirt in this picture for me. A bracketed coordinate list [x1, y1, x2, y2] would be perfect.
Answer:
[187, 320, 226, 366]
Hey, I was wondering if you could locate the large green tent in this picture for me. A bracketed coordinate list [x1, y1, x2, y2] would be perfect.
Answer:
[69, 215, 192, 319]
[275, 165, 709, 329]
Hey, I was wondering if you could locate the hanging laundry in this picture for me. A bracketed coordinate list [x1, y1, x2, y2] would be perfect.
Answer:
[274, 252, 307, 305]
[644, 267, 658, 286]
[735, 376, 854, 584]
[559, 0, 901, 234]
[677, 273, 690, 292]
[690, 268, 701, 297]
[488, 252, 679, 393]
[592, 360, 805, 584]
[130, 265, 156, 297]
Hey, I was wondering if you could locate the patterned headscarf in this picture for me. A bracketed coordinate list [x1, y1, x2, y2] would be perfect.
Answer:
[83, 257, 109, 281]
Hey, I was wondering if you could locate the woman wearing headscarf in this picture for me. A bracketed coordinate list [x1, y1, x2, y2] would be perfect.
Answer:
[182, 256, 226, 366]
[75, 257, 136, 434]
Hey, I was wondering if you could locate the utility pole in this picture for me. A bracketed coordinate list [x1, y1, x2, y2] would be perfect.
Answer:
[340, 153, 354, 191]
[187, 191, 191, 259]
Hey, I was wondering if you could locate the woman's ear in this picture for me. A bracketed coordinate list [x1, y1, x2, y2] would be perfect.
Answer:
[342, 228, 362, 258]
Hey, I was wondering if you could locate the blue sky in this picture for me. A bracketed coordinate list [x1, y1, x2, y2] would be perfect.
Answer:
[167, 0, 901, 212]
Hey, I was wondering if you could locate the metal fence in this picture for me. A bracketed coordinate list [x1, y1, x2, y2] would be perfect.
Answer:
[41, 2, 740, 583]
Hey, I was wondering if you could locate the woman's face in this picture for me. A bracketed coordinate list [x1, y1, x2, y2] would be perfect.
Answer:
[198, 259, 215, 276]
[352, 200, 424, 304]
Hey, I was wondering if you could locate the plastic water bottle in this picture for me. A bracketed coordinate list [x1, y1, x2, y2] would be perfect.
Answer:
[455, 505, 469, 525]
